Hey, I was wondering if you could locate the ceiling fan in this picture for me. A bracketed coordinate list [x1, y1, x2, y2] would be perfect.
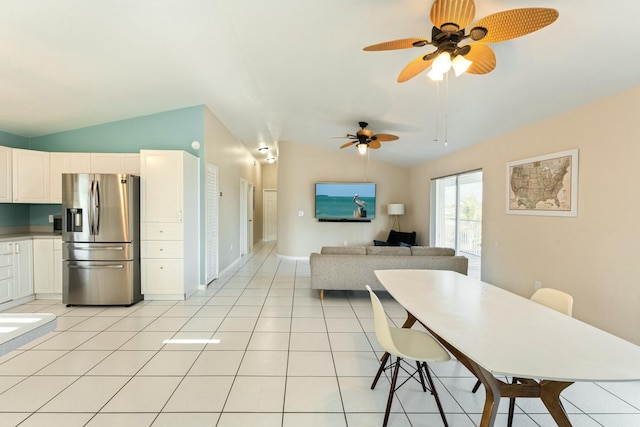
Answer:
[363, 0, 559, 82]
[333, 122, 399, 154]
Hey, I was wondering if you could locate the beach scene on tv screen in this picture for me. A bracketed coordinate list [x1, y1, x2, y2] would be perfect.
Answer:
[315, 183, 376, 219]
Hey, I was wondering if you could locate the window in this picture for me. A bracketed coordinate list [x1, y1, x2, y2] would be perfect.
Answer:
[430, 170, 482, 279]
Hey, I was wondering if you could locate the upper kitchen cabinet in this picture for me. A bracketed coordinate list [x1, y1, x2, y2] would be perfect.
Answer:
[49, 152, 91, 203]
[0, 146, 11, 203]
[90, 153, 140, 175]
[12, 148, 50, 203]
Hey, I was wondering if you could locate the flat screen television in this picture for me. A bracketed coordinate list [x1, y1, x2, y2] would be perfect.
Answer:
[315, 182, 376, 222]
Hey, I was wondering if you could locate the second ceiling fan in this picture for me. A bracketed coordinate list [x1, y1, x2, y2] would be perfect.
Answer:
[363, 0, 559, 82]
[334, 122, 399, 154]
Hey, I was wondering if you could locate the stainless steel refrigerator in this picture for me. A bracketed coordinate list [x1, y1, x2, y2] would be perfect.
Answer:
[62, 173, 142, 306]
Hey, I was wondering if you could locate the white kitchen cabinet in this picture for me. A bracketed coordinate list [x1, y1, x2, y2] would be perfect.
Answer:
[49, 152, 91, 203]
[12, 148, 50, 203]
[33, 239, 54, 294]
[0, 240, 34, 302]
[50, 152, 91, 203]
[0, 146, 11, 203]
[33, 238, 62, 296]
[140, 150, 199, 299]
[90, 153, 140, 175]
[13, 240, 34, 299]
[53, 239, 62, 293]
[0, 243, 13, 304]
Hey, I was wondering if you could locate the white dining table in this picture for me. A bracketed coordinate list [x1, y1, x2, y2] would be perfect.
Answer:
[374, 269, 640, 427]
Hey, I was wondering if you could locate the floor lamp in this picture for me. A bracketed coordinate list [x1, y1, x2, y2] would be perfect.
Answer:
[387, 204, 405, 231]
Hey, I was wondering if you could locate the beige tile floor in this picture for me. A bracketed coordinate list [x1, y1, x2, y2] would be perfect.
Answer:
[0, 241, 639, 426]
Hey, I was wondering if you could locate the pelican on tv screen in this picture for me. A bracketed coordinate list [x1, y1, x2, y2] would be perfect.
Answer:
[315, 182, 376, 221]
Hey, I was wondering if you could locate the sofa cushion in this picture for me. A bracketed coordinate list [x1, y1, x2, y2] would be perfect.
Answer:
[321, 246, 367, 255]
[366, 246, 411, 256]
[410, 246, 456, 256]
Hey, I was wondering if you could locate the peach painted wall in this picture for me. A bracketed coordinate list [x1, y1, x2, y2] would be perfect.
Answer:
[409, 86, 640, 343]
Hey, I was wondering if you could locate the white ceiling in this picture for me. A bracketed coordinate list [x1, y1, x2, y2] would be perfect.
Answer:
[1, 0, 639, 166]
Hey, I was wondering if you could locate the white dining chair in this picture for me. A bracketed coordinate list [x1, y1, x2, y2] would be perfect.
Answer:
[471, 287, 573, 427]
[366, 285, 450, 427]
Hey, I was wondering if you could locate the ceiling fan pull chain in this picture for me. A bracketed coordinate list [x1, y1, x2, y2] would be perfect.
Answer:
[445, 73, 449, 147]
[433, 80, 440, 142]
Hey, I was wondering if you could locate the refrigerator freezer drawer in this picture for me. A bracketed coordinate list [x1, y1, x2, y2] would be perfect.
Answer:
[63, 260, 142, 305]
[63, 242, 134, 261]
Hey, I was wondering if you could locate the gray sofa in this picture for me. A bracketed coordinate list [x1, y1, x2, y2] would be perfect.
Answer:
[310, 245, 469, 299]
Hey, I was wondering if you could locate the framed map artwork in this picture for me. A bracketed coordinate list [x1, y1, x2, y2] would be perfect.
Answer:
[506, 148, 578, 216]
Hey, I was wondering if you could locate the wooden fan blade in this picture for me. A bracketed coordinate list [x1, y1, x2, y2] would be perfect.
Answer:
[431, 0, 476, 30]
[474, 8, 559, 44]
[464, 43, 496, 74]
[369, 140, 382, 149]
[363, 38, 429, 51]
[398, 54, 436, 82]
[374, 134, 399, 142]
[340, 141, 355, 149]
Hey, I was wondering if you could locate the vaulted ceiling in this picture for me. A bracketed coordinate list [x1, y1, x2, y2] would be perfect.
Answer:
[1, 0, 639, 166]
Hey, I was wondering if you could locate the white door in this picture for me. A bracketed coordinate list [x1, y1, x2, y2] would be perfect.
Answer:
[239, 179, 254, 255]
[263, 189, 277, 241]
[205, 164, 219, 284]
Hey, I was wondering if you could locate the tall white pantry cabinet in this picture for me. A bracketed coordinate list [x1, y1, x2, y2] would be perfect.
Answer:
[140, 150, 199, 300]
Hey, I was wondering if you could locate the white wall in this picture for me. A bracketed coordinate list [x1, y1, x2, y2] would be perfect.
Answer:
[409, 86, 640, 344]
[277, 140, 412, 257]
[203, 107, 262, 271]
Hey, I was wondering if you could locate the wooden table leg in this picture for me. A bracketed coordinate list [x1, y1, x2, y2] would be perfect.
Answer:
[399, 309, 576, 427]
[540, 380, 574, 427]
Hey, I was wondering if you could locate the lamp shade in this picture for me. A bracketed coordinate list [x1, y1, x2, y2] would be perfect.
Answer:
[387, 204, 405, 215]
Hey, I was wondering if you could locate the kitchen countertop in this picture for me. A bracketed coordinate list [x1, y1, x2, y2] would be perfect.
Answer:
[0, 232, 62, 242]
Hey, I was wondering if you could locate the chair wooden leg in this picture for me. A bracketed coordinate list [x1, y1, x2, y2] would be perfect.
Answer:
[319, 289, 324, 300]
[471, 379, 482, 393]
[383, 357, 401, 427]
[423, 362, 448, 427]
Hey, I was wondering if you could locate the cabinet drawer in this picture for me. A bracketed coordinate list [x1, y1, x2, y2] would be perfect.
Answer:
[141, 241, 183, 259]
[0, 242, 12, 256]
[0, 254, 12, 268]
[141, 223, 183, 240]
[0, 277, 12, 303]
[0, 265, 11, 280]
[141, 259, 183, 294]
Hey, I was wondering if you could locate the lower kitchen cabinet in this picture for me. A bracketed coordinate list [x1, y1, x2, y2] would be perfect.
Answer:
[0, 240, 34, 303]
[33, 238, 62, 295]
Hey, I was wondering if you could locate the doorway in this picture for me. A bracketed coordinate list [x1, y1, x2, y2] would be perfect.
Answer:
[430, 169, 483, 279]
[263, 189, 277, 241]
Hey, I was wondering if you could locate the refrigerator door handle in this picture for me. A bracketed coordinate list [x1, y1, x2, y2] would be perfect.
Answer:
[66, 245, 125, 251]
[68, 264, 125, 269]
[90, 179, 96, 235]
[95, 180, 101, 235]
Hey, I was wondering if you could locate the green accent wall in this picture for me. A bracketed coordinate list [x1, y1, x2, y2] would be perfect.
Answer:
[0, 130, 28, 149]
[29, 106, 204, 154]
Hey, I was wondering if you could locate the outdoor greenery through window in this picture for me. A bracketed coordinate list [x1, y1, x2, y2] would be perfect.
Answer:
[430, 170, 482, 279]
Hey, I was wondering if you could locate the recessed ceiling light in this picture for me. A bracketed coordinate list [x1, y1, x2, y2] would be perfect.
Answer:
[258, 146, 269, 153]
[266, 156, 276, 163]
